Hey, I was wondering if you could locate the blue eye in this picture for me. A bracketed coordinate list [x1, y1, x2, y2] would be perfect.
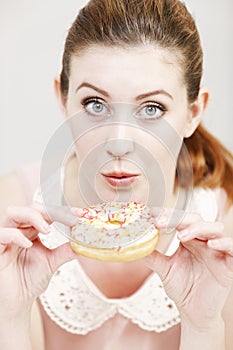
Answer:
[82, 97, 110, 118]
[89, 101, 104, 114]
[136, 102, 166, 120]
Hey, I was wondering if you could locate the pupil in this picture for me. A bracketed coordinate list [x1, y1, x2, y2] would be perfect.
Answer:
[146, 106, 156, 115]
[93, 102, 103, 113]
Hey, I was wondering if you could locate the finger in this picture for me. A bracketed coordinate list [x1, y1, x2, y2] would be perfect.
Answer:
[46, 242, 77, 274]
[0, 245, 6, 254]
[32, 202, 82, 227]
[152, 208, 219, 241]
[151, 207, 186, 220]
[5, 206, 51, 234]
[208, 237, 233, 256]
[20, 227, 41, 242]
[0, 228, 33, 252]
[177, 221, 224, 242]
[152, 208, 209, 232]
[141, 249, 172, 282]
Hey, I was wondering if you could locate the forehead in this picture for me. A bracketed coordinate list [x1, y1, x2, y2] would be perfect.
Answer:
[69, 44, 185, 97]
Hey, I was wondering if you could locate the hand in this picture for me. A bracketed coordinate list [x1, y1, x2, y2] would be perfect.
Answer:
[143, 208, 233, 330]
[0, 205, 81, 319]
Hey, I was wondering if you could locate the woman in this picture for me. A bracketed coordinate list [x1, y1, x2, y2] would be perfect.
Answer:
[1, 0, 233, 349]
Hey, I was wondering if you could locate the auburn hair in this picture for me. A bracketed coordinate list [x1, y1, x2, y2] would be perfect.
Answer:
[60, 0, 233, 204]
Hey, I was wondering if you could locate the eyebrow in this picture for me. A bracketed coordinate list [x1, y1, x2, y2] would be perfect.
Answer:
[75, 82, 110, 97]
[76, 82, 173, 100]
[135, 90, 173, 101]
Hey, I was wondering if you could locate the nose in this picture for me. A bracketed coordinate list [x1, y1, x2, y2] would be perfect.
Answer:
[105, 124, 134, 158]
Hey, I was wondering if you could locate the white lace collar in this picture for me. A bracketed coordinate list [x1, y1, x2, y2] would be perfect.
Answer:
[39, 258, 180, 334]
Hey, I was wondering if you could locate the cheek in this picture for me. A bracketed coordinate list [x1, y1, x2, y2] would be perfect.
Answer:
[73, 125, 112, 172]
[167, 104, 191, 138]
[135, 124, 183, 165]
[74, 132, 104, 159]
[142, 138, 181, 174]
[169, 120, 189, 139]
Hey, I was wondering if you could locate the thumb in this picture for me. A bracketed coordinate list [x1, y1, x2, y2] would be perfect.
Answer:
[47, 242, 78, 274]
[141, 250, 172, 282]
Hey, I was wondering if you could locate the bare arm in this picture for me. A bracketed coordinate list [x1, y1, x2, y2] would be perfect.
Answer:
[222, 205, 233, 350]
[180, 201, 233, 350]
[0, 317, 32, 350]
[0, 169, 79, 350]
[146, 190, 233, 350]
[31, 302, 45, 350]
[180, 319, 225, 350]
[0, 171, 41, 350]
[0, 174, 33, 349]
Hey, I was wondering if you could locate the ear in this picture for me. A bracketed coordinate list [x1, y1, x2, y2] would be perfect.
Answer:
[54, 75, 67, 116]
[184, 87, 210, 138]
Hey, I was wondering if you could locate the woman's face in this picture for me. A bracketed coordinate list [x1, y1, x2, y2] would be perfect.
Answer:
[63, 45, 198, 206]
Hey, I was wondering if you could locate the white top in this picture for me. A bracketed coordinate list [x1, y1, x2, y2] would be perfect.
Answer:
[35, 187, 218, 335]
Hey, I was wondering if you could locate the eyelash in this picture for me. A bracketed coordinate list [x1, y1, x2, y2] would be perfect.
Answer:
[81, 96, 110, 116]
[137, 101, 167, 119]
[81, 96, 104, 106]
[81, 96, 167, 120]
[81, 96, 106, 108]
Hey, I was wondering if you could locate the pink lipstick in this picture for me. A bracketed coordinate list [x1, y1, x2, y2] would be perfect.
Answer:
[101, 172, 139, 188]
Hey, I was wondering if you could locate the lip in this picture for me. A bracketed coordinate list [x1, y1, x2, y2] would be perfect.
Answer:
[101, 172, 139, 188]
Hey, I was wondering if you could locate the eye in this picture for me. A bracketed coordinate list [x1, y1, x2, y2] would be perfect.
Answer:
[136, 102, 166, 120]
[81, 97, 111, 119]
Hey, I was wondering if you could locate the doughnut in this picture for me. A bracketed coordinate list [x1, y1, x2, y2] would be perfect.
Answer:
[70, 201, 159, 262]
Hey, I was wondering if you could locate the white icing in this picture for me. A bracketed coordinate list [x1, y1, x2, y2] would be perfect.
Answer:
[71, 202, 155, 248]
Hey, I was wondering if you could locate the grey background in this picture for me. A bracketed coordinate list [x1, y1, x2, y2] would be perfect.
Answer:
[1, 0, 232, 174]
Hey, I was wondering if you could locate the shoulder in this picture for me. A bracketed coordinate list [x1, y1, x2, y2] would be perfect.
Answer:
[0, 161, 41, 211]
[190, 187, 232, 233]
[213, 187, 233, 236]
[0, 171, 28, 210]
[0, 171, 28, 224]
[221, 200, 233, 349]
[212, 188, 233, 349]
[190, 187, 219, 222]
[222, 204, 233, 238]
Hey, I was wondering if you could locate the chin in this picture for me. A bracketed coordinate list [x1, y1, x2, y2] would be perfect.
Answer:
[93, 176, 148, 204]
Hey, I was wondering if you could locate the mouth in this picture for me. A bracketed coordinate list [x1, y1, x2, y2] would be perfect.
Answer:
[101, 172, 140, 188]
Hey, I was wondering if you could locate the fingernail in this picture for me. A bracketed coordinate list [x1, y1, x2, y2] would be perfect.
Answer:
[70, 207, 83, 217]
[41, 221, 51, 233]
[22, 238, 33, 248]
[0, 244, 6, 254]
[178, 229, 190, 241]
[208, 239, 220, 247]
[156, 216, 168, 225]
